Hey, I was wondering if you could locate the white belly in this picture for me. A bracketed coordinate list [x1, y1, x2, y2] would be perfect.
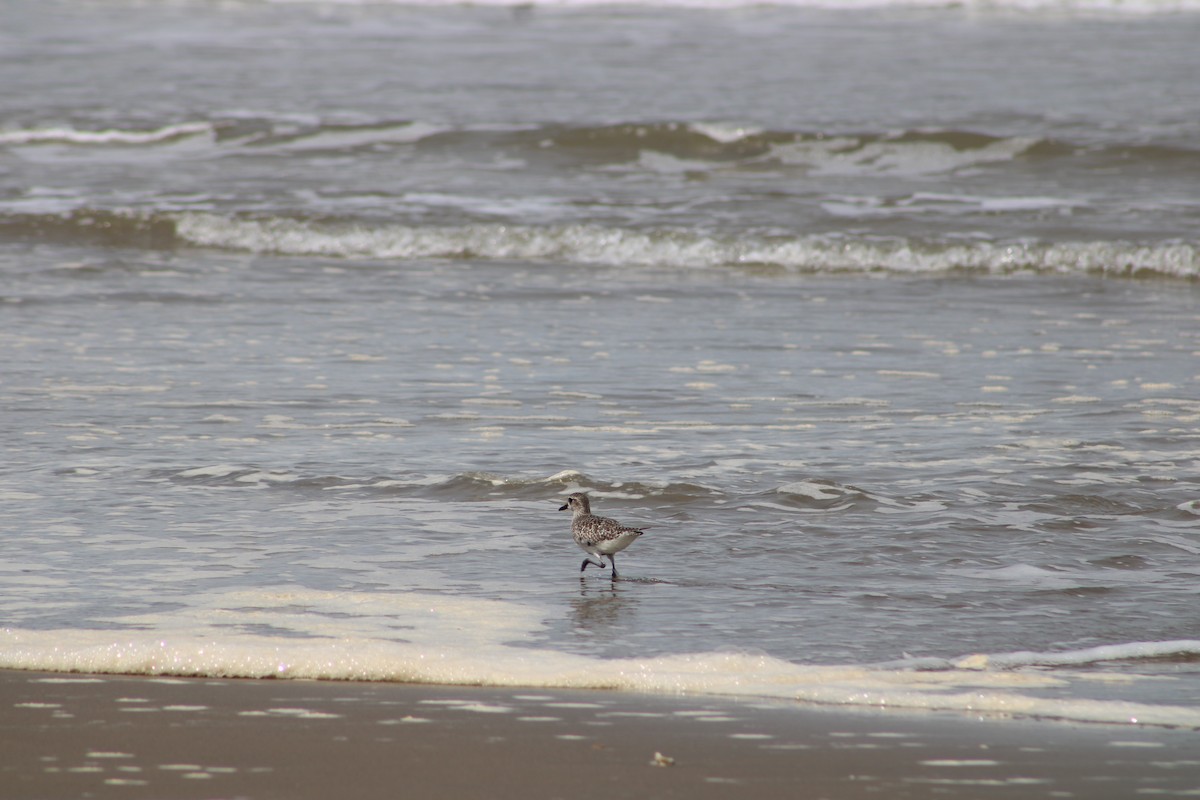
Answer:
[579, 531, 641, 557]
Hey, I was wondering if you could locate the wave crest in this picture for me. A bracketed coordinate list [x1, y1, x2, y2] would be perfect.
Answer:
[173, 213, 1200, 278]
[0, 121, 213, 147]
[1, 208, 1195, 279]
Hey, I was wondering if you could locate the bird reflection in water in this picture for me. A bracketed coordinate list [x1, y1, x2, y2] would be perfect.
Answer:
[570, 578, 638, 638]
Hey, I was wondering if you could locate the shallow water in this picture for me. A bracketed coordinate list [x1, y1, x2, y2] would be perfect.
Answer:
[5, 252, 1200, 721]
[2, 0, 1200, 727]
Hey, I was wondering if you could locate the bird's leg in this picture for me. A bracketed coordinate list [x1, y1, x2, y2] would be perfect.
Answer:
[580, 557, 594, 573]
[610, 554, 619, 580]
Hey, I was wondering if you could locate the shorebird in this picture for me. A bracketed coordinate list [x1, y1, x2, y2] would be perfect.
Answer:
[558, 491, 645, 579]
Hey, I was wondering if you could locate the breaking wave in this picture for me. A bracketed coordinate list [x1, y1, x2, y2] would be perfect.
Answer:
[3, 208, 1195, 278]
[163, 212, 1200, 279]
[5, 119, 1197, 172]
[0, 121, 214, 147]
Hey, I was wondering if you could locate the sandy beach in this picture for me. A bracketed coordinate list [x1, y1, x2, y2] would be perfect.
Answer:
[3, 669, 1198, 799]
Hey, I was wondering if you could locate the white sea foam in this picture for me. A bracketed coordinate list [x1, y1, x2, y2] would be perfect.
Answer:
[823, 193, 1081, 219]
[171, 214, 1200, 278]
[2, 588, 1199, 729]
[0, 123, 213, 147]
[260, 121, 448, 153]
[687, 122, 764, 144]
[176, 465, 245, 479]
[954, 641, 1200, 670]
[776, 481, 846, 501]
[774, 136, 1039, 177]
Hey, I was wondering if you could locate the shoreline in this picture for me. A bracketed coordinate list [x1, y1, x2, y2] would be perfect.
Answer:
[4, 669, 1199, 798]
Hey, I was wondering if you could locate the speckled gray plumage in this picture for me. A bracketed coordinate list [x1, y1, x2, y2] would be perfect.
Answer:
[558, 492, 645, 578]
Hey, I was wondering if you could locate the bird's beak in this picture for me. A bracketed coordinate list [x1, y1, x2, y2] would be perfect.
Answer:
[558, 503, 569, 511]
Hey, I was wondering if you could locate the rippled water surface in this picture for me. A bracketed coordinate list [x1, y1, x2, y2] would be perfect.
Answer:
[2, 0, 1200, 725]
[5, 251, 1199, 666]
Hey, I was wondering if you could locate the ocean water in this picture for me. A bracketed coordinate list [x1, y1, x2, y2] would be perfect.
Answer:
[3, 0, 1200, 729]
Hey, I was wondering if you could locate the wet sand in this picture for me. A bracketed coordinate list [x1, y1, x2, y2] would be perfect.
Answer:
[3, 669, 1199, 799]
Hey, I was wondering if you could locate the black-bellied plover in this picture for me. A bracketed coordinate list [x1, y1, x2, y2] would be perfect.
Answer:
[558, 491, 645, 579]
